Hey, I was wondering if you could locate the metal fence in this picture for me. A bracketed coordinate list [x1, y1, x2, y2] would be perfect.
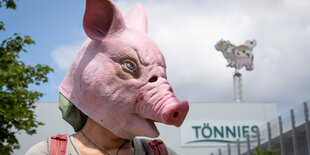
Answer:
[209, 101, 310, 155]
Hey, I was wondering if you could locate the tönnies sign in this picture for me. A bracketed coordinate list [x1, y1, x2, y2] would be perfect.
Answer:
[180, 120, 265, 147]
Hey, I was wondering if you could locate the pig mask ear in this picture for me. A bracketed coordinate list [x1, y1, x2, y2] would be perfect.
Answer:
[125, 4, 148, 33]
[83, 0, 126, 40]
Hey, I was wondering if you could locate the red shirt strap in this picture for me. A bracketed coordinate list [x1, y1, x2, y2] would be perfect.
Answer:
[50, 134, 68, 155]
[146, 139, 168, 155]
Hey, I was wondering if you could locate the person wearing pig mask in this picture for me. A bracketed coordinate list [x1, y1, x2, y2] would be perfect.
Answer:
[26, 0, 189, 154]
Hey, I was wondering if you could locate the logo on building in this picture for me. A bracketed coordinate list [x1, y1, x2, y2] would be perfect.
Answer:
[180, 120, 265, 147]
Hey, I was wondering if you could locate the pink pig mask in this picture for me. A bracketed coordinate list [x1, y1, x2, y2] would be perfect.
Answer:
[59, 0, 189, 139]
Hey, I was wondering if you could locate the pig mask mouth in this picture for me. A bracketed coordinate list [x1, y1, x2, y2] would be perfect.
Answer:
[59, 0, 189, 139]
[145, 118, 159, 136]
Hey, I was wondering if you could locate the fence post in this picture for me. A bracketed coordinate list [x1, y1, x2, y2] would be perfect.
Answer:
[304, 102, 310, 155]
[246, 134, 251, 155]
[237, 139, 241, 155]
[256, 127, 261, 149]
[291, 109, 298, 155]
[267, 122, 272, 150]
[227, 143, 231, 155]
[278, 116, 286, 155]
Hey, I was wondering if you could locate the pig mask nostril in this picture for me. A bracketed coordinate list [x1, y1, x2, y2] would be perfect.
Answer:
[173, 112, 179, 118]
[148, 76, 158, 83]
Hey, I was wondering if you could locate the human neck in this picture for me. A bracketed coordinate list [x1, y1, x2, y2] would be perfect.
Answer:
[74, 118, 133, 154]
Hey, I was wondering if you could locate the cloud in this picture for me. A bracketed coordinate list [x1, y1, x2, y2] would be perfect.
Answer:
[51, 42, 82, 70]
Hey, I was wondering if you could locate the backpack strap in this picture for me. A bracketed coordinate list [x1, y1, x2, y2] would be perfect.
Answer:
[49, 134, 68, 155]
[145, 139, 168, 155]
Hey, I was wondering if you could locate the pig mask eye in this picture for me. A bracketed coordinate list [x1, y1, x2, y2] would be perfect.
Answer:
[122, 60, 137, 72]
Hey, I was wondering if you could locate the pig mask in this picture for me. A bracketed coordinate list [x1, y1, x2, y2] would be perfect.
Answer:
[59, 0, 189, 139]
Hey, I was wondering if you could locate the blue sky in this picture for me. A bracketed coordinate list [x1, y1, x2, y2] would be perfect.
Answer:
[1, 0, 86, 101]
[1, 0, 310, 114]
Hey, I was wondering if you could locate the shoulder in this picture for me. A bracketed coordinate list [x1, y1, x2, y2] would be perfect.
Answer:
[26, 134, 80, 155]
[25, 141, 48, 155]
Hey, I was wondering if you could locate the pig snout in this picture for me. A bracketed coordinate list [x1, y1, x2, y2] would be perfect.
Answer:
[136, 77, 189, 127]
[161, 99, 189, 127]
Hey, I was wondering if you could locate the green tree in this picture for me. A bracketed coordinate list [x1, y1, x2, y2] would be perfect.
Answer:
[253, 147, 279, 155]
[0, 0, 53, 154]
